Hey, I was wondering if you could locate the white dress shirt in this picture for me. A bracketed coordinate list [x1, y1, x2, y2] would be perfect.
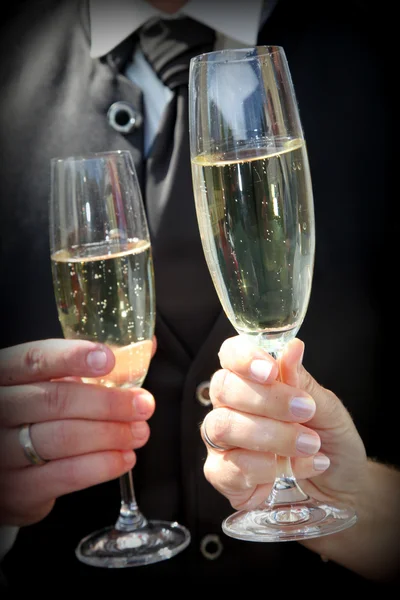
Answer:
[90, 0, 265, 58]
[89, 0, 268, 154]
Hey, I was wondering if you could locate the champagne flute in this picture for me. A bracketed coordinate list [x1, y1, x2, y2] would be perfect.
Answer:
[189, 47, 357, 541]
[49, 150, 190, 566]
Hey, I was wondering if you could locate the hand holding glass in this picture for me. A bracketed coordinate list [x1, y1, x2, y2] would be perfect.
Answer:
[189, 47, 357, 541]
[49, 151, 190, 566]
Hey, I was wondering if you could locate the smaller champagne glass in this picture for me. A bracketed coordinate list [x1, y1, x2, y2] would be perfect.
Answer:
[189, 47, 357, 541]
[49, 150, 190, 566]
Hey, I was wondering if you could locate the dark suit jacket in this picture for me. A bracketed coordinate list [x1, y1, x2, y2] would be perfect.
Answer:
[0, 0, 394, 591]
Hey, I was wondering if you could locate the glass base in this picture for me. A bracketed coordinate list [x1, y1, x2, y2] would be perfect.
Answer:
[75, 520, 191, 567]
[222, 499, 357, 542]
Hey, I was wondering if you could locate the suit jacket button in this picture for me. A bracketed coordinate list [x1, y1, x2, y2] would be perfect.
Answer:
[200, 534, 223, 560]
[196, 381, 211, 406]
[107, 101, 141, 133]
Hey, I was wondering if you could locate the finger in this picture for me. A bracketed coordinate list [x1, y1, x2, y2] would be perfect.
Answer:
[0, 340, 115, 386]
[279, 338, 305, 387]
[210, 369, 316, 423]
[0, 382, 155, 427]
[280, 339, 356, 433]
[1, 420, 150, 468]
[201, 408, 321, 457]
[0, 450, 137, 511]
[204, 450, 330, 508]
[218, 336, 279, 383]
[151, 335, 157, 358]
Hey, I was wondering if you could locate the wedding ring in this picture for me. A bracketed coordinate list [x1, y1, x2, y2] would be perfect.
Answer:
[202, 412, 227, 452]
[18, 424, 47, 466]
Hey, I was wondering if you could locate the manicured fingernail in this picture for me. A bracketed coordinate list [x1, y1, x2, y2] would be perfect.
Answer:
[296, 433, 320, 454]
[86, 350, 108, 371]
[289, 396, 316, 419]
[250, 359, 273, 382]
[313, 455, 330, 471]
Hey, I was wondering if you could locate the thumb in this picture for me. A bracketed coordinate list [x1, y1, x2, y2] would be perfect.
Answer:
[280, 339, 351, 431]
[279, 338, 305, 387]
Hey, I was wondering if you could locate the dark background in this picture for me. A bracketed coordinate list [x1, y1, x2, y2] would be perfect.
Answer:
[0, 0, 396, 593]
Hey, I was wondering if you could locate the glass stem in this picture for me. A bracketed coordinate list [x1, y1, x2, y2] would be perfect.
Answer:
[115, 472, 148, 532]
[266, 455, 309, 506]
[266, 349, 309, 508]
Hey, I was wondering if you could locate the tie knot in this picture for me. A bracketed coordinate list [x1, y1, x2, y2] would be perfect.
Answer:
[138, 17, 215, 89]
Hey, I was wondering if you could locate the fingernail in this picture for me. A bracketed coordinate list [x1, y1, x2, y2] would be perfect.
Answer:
[289, 396, 316, 419]
[86, 350, 108, 371]
[133, 393, 153, 417]
[250, 359, 273, 383]
[296, 433, 320, 455]
[122, 450, 135, 464]
[131, 422, 148, 437]
[313, 455, 330, 471]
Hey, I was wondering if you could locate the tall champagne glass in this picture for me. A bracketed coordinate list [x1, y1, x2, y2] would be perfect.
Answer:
[189, 47, 357, 541]
[49, 150, 190, 566]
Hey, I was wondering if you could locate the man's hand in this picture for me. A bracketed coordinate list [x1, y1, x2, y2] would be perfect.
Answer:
[0, 338, 156, 526]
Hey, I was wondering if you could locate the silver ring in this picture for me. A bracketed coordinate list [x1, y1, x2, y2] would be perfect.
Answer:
[18, 424, 47, 466]
[202, 412, 226, 452]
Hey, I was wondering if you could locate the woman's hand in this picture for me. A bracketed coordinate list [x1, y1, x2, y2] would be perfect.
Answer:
[0, 338, 156, 527]
[201, 336, 400, 581]
[201, 335, 367, 527]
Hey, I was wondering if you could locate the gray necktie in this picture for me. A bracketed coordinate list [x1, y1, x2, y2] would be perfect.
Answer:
[138, 18, 220, 357]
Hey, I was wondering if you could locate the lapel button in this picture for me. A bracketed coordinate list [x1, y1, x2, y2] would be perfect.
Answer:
[107, 101, 142, 134]
[196, 381, 211, 406]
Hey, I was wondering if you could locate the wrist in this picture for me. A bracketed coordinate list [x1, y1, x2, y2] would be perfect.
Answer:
[301, 459, 400, 582]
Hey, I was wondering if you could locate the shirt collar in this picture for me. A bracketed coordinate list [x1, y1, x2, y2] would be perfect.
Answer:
[89, 0, 265, 59]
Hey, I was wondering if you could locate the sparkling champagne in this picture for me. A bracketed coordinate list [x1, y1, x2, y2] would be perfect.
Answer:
[51, 239, 155, 387]
[192, 138, 315, 349]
